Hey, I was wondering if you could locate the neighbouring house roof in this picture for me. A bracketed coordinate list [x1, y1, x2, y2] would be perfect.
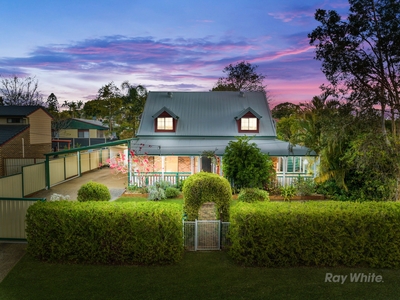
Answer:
[0, 105, 53, 118]
[137, 91, 276, 137]
[0, 125, 29, 146]
[65, 118, 109, 130]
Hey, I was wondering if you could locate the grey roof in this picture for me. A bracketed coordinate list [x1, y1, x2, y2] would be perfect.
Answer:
[0, 106, 51, 117]
[137, 91, 276, 137]
[130, 137, 314, 157]
[0, 125, 29, 146]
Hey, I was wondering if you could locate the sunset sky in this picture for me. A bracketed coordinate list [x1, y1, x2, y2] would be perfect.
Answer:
[0, 0, 350, 107]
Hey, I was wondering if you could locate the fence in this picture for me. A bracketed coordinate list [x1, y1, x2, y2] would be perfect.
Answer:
[276, 174, 314, 186]
[0, 197, 45, 240]
[130, 172, 191, 187]
[4, 158, 46, 176]
[183, 220, 230, 251]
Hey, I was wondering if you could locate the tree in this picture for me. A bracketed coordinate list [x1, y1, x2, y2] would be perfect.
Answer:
[308, 0, 400, 137]
[61, 100, 83, 118]
[46, 93, 59, 114]
[120, 81, 147, 138]
[222, 136, 275, 189]
[212, 61, 266, 92]
[96, 82, 122, 134]
[271, 102, 300, 119]
[0, 75, 44, 106]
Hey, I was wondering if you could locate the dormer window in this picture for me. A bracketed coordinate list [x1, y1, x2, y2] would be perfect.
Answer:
[235, 107, 262, 133]
[157, 117, 173, 130]
[152, 106, 179, 132]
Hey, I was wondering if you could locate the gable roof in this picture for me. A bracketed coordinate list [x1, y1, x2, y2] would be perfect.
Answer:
[65, 118, 109, 130]
[235, 107, 262, 120]
[0, 125, 29, 146]
[152, 106, 179, 119]
[0, 106, 53, 118]
[138, 91, 275, 137]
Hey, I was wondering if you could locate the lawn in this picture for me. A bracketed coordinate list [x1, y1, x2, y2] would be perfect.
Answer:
[0, 251, 399, 300]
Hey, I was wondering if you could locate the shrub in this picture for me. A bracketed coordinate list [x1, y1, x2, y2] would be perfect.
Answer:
[49, 193, 71, 201]
[229, 201, 400, 268]
[238, 188, 269, 203]
[147, 185, 166, 201]
[183, 172, 232, 221]
[26, 201, 183, 265]
[165, 187, 180, 198]
[294, 176, 316, 196]
[279, 185, 296, 201]
[77, 181, 111, 202]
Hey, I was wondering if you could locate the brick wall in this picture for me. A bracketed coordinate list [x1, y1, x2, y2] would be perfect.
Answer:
[0, 129, 51, 177]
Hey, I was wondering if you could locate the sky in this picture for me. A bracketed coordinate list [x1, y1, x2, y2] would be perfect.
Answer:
[0, 0, 350, 107]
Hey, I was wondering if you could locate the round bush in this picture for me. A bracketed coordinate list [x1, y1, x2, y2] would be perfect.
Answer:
[77, 181, 111, 202]
[165, 187, 180, 198]
[238, 188, 269, 203]
[182, 172, 232, 221]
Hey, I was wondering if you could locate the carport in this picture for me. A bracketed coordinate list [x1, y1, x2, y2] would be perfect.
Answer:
[43, 139, 132, 189]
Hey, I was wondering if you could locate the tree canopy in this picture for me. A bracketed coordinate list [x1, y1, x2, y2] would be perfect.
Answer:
[0, 75, 44, 106]
[212, 61, 266, 93]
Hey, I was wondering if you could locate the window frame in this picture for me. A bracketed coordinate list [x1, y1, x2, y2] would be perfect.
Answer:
[237, 112, 260, 133]
[155, 111, 177, 132]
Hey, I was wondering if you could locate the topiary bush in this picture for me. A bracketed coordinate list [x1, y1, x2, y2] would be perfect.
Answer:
[238, 188, 269, 202]
[77, 181, 111, 202]
[165, 187, 180, 198]
[182, 172, 232, 221]
[147, 185, 166, 201]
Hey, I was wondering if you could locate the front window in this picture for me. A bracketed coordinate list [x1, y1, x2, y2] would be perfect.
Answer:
[78, 129, 89, 138]
[157, 117, 173, 130]
[241, 118, 257, 130]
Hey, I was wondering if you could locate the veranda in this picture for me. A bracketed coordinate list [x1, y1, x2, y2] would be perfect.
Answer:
[127, 154, 315, 188]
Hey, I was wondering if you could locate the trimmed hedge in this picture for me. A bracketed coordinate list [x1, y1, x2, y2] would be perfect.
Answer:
[26, 201, 183, 265]
[229, 201, 400, 268]
[238, 188, 269, 202]
[183, 172, 232, 221]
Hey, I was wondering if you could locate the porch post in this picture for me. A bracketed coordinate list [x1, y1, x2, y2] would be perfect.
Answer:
[161, 156, 165, 180]
[282, 157, 286, 186]
[219, 156, 223, 176]
[198, 155, 201, 172]
[190, 156, 194, 174]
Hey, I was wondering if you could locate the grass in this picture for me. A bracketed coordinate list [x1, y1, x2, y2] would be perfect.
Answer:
[1, 251, 399, 300]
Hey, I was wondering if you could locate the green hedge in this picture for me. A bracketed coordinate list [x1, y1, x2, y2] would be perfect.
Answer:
[229, 201, 400, 268]
[237, 188, 269, 202]
[26, 201, 183, 265]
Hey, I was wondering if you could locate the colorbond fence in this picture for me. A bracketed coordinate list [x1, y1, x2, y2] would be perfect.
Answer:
[0, 197, 44, 240]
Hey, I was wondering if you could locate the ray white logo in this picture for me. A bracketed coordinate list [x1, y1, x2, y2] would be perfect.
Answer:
[325, 273, 384, 284]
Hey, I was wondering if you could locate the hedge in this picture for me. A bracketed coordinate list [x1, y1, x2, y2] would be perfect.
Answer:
[229, 201, 400, 268]
[26, 201, 183, 265]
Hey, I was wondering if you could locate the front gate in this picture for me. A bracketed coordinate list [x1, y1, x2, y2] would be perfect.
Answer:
[183, 220, 230, 251]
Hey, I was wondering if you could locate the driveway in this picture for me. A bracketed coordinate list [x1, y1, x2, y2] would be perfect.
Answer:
[31, 168, 127, 201]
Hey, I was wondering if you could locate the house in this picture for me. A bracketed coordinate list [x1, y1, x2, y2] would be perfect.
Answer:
[54, 118, 111, 149]
[0, 106, 53, 176]
[127, 91, 316, 186]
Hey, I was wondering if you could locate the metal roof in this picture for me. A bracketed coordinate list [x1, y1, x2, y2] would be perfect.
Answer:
[130, 137, 314, 157]
[66, 118, 109, 130]
[0, 125, 29, 145]
[137, 91, 276, 137]
[0, 106, 51, 117]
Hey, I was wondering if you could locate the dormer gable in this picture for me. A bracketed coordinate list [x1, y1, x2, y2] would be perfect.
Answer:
[235, 107, 262, 133]
[152, 106, 179, 132]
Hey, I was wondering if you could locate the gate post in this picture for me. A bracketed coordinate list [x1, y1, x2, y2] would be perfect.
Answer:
[195, 219, 198, 251]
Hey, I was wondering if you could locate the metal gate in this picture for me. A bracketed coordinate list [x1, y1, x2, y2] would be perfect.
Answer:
[183, 220, 230, 251]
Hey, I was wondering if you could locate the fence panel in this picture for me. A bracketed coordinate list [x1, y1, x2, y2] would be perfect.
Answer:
[65, 155, 78, 178]
[4, 158, 45, 176]
[0, 174, 23, 198]
[89, 151, 100, 171]
[130, 173, 191, 187]
[23, 163, 46, 196]
[50, 158, 66, 186]
[80, 153, 90, 173]
[0, 198, 43, 240]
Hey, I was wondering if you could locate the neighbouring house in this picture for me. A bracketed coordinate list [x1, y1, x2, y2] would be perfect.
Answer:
[54, 118, 112, 149]
[126, 91, 316, 186]
[0, 106, 53, 176]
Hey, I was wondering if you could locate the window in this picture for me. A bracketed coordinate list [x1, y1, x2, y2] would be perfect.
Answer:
[241, 118, 257, 130]
[7, 118, 26, 124]
[78, 129, 89, 138]
[157, 117, 173, 130]
[97, 130, 105, 138]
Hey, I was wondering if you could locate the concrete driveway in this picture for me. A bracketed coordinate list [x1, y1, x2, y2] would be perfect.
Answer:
[31, 168, 127, 201]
